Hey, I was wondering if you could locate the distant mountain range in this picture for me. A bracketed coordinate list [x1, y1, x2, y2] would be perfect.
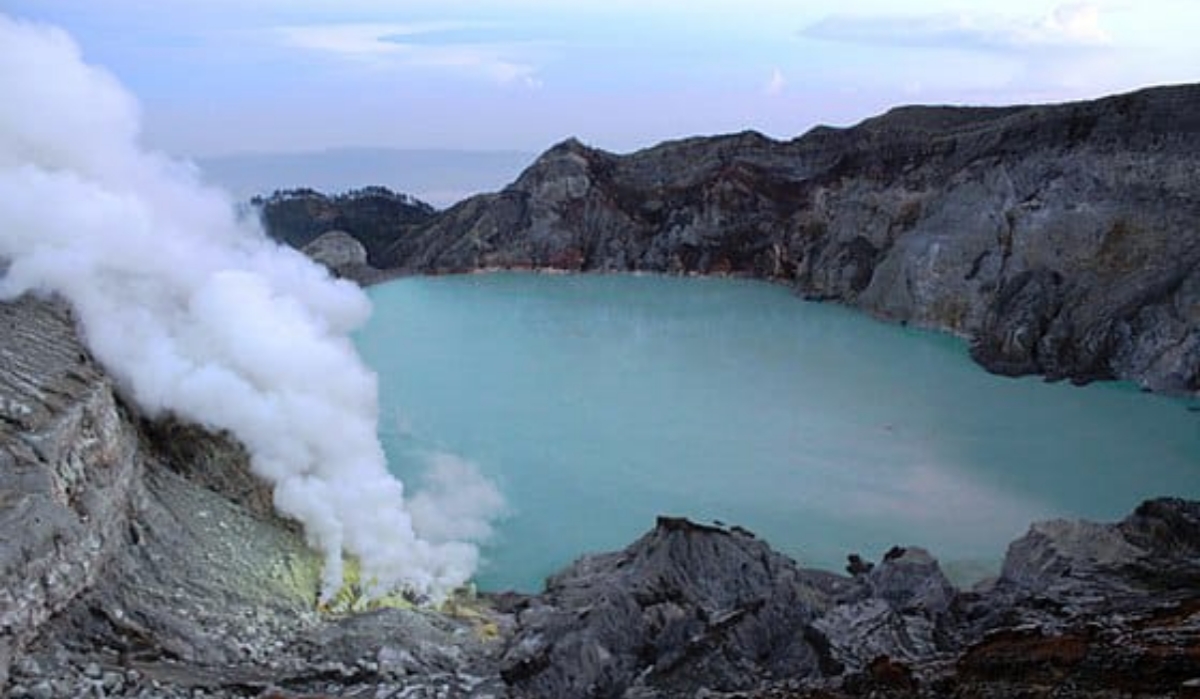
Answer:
[194, 147, 534, 208]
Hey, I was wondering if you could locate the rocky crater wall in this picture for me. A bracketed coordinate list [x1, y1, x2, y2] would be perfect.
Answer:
[264, 84, 1200, 393]
[4, 85, 1197, 698]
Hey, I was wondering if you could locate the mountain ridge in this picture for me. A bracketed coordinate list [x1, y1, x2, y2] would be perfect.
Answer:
[264, 83, 1200, 394]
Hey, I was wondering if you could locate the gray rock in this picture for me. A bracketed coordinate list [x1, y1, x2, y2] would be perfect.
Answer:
[866, 547, 956, 615]
[101, 671, 122, 691]
[0, 295, 141, 684]
[995, 497, 1200, 612]
[500, 517, 840, 698]
[814, 598, 940, 669]
[814, 547, 958, 673]
[301, 230, 383, 284]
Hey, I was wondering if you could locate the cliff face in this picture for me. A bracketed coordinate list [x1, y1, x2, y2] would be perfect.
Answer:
[369, 84, 1200, 393]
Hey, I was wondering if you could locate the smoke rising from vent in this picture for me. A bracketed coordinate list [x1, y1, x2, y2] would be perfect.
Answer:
[0, 14, 502, 600]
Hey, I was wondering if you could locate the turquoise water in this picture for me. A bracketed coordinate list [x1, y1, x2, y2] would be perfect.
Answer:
[357, 273, 1200, 591]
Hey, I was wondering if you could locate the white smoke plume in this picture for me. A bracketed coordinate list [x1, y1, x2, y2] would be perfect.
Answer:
[408, 452, 508, 545]
[0, 14, 503, 601]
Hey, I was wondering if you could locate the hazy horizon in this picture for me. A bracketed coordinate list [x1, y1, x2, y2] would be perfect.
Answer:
[196, 146, 536, 207]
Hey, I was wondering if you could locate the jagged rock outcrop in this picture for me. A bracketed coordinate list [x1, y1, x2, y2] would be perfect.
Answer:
[948, 498, 1200, 699]
[813, 546, 959, 672]
[265, 85, 1200, 393]
[493, 502, 1200, 699]
[497, 519, 968, 699]
[498, 518, 839, 698]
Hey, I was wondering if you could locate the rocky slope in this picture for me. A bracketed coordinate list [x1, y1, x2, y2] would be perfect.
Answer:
[2, 293, 1199, 698]
[0, 295, 505, 699]
[264, 84, 1200, 393]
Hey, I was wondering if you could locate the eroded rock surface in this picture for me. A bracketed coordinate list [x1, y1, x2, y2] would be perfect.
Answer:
[502, 503, 1200, 699]
[498, 517, 838, 698]
[0, 295, 138, 686]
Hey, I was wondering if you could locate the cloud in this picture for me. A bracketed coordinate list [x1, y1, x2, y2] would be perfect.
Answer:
[803, 2, 1111, 53]
[764, 67, 786, 96]
[276, 22, 454, 56]
[1045, 3, 1109, 45]
[275, 22, 542, 86]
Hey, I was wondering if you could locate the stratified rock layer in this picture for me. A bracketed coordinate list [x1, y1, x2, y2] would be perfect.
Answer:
[0, 295, 138, 685]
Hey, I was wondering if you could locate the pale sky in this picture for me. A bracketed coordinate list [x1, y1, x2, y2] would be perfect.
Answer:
[4, 0, 1198, 157]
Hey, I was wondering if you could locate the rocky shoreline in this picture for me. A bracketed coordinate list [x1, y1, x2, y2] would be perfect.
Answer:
[266, 83, 1200, 395]
[1, 293, 1198, 698]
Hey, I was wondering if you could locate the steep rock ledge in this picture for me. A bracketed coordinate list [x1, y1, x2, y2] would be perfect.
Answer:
[264, 84, 1200, 393]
